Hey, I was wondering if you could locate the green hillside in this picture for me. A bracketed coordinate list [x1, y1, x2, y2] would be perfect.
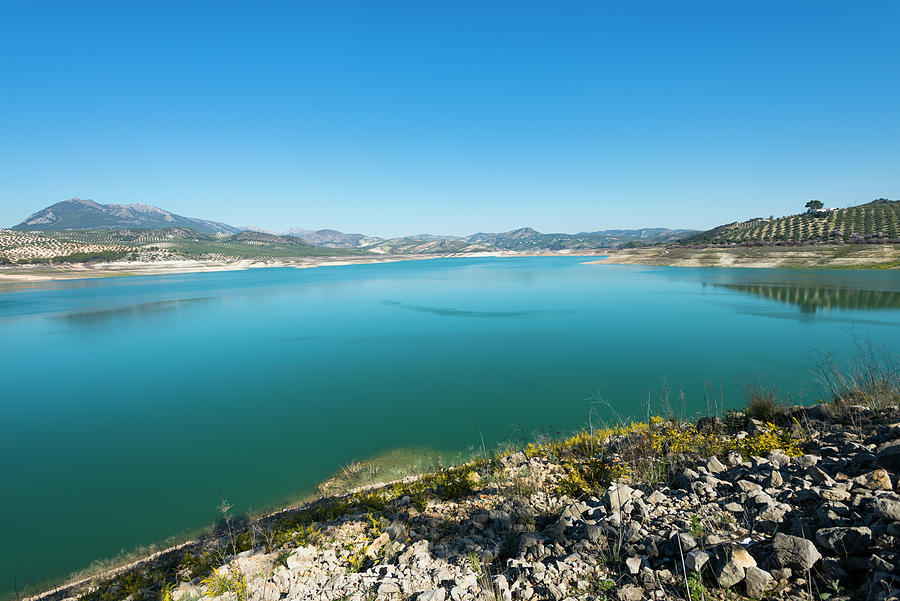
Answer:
[684, 199, 900, 245]
[0, 228, 356, 264]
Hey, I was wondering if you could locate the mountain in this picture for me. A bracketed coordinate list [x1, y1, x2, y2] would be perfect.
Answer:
[284, 227, 383, 248]
[12, 198, 242, 235]
[681, 199, 900, 245]
[361, 227, 698, 254]
[460, 227, 697, 252]
[364, 236, 490, 255]
[12, 198, 698, 253]
[579, 228, 698, 245]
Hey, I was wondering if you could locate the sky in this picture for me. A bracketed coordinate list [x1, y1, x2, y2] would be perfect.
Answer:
[1, 1, 899, 237]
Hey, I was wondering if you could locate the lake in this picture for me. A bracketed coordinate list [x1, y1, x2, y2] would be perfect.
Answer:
[2, 256, 899, 597]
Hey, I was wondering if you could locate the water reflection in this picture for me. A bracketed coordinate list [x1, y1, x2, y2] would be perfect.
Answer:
[58, 297, 213, 325]
[716, 283, 900, 313]
[383, 300, 540, 318]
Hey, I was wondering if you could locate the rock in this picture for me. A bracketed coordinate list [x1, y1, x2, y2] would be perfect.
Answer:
[820, 557, 848, 582]
[771, 567, 791, 580]
[758, 503, 787, 523]
[871, 498, 900, 522]
[798, 455, 821, 468]
[646, 490, 667, 504]
[418, 590, 446, 601]
[854, 469, 893, 491]
[366, 532, 390, 559]
[378, 581, 401, 595]
[773, 533, 822, 571]
[744, 566, 773, 598]
[605, 483, 635, 513]
[671, 532, 697, 552]
[737, 480, 761, 493]
[876, 440, 900, 472]
[713, 543, 757, 588]
[626, 556, 643, 575]
[673, 469, 700, 490]
[560, 504, 582, 520]
[726, 451, 743, 467]
[815, 527, 873, 555]
[767, 450, 792, 468]
[615, 584, 644, 601]
[685, 550, 710, 572]
[502, 451, 528, 468]
[584, 523, 605, 543]
[546, 583, 564, 600]
[807, 465, 836, 486]
[820, 488, 851, 502]
[706, 456, 726, 474]
[386, 523, 408, 541]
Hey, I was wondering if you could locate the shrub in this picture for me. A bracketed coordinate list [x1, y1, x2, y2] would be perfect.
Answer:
[201, 568, 247, 600]
[743, 380, 786, 422]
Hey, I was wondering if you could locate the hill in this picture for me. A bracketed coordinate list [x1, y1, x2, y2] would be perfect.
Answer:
[12, 198, 242, 235]
[0, 227, 353, 264]
[683, 199, 900, 245]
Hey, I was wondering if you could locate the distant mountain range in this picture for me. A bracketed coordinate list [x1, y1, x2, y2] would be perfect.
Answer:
[10, 198, 698, 253]
[283, 227, 383, 248]
[13, 198, 242, 235]
[278, 225, 697, 252]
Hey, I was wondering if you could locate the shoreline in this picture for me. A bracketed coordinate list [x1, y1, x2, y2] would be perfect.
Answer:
[0, 256, 430, 284]
[22, 397, 900, 601]
[6, 243, 900, 285]
[21, 445, 470, 601]
[587, 243, 900, 269]
[0, 251, 601, 286]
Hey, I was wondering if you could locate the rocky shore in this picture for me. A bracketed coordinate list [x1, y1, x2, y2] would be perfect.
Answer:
[587, 244, 900, 269]
[34, 403, 900, 601]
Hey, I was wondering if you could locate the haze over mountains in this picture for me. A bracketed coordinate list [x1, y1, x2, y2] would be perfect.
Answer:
[10, 199, 697, 252]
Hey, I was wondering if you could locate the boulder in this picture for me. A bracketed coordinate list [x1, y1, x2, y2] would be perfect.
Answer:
[773, 533, 821, 571]
[854, 469, 893, 491]
[685, 550, 710, 573]
[744, 566, 773, 598]
[871, 498, 900, 522]
[501, 451, 528, 468]
[418, 589, 446, 601]
[646, 490, 667, 504]
[673, 469, 700, 490]
[815, 527, 872, 555]
[605, 483, 635, 513]
[615, 584, 644, 601]
[625, 556, 643, 575]
[671, 531, 697, 552]
[714, 543, 757, 588]
[876, 440, 900, 472]
[806, 465, 836, 487]
[706, 456, 726, 474]
[377, 581, 401, 595]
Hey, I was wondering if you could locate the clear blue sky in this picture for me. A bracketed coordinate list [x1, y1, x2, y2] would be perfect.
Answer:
[1, 1, 898, 237]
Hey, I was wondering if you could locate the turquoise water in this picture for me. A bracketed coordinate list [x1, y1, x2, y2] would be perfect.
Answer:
[2, 256, 900, 596]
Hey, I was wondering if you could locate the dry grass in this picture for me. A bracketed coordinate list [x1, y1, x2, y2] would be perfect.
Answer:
[816, 340, 900, 412]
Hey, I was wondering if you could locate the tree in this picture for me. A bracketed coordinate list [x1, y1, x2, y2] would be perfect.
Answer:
[806, 200, 824, 211]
